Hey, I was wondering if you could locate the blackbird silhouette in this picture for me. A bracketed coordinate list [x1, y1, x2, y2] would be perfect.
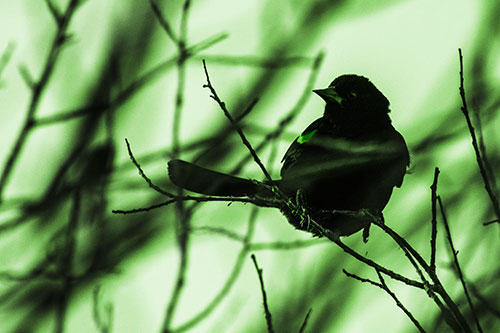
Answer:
[168, 74, 409, 236]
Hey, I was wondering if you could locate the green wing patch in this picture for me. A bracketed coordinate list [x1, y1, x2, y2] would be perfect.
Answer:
[297, 129, 317, 144]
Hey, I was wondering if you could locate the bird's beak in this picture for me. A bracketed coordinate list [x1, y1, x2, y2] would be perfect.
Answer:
[313, 87, 343, 105]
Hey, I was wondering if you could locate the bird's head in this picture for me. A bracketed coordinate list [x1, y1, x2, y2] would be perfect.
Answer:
[314, 74, 391, 127]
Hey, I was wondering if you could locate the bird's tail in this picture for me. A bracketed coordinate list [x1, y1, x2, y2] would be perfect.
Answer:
[168, 159, 261, 196]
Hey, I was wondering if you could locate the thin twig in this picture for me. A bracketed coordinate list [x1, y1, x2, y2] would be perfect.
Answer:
[0, 0, 82, 202]
[298, 308, 312, 333]
[430, 167, 440, 273]
[483, 219, 499, 226]
[124, 138, 174, 197]
[327, 233, 425, 289]
[230, 51, 324, 174]
[458, 48, 500, 222]
[202, 60, 275, 186]
[370, 217, 454, 327]
[376, 270, 426, 333]
[112, 195, 259, 214]
[251, 254, 275, 333]
[343, 269, 426, 333]
[438, 196, 482, 332]
[371, 217, 470, 333]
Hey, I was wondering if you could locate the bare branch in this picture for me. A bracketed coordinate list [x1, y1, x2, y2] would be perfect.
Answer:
[298, 308, 312, 333]
[251, 254, 275, 333]
[343, 269, 426, 332]
[371, 217, 470, 333]
[202, 60, 276, 187]
[112, 195, 259, 215]
[430, 167, 440, 272]
[438, 196, 482, 332]
[483, 219, 499, 226]
[230, 51, 324, 174]
[124, 138, 174, 197]
[458, 48, 500, 222]
[326, 230, 425, 289]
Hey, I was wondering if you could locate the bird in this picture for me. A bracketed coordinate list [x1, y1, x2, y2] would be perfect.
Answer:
[168, 74, 410, 237]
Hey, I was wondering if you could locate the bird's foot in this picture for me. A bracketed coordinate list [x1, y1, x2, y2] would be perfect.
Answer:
[294, 189, 311, 231]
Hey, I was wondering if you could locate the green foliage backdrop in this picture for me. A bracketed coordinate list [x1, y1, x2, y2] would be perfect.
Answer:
[0, 0, 499, 332]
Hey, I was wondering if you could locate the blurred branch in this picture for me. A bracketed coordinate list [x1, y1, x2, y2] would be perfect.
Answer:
[55, 190, 81, 333]
[251, 254, 275, 333]
[469, 283, 500, 318]
[0, 42, 15, 84]
[472, 102, 498, 196]
[191, 226, 245, 242]
[438, 196, 482, 332]
[92, 285, 114, 333]
[191, 221, 327, 251]
[34, 32, 228, 127]
[192, 54, 314, 68]
[250, 239, 326, 251]
[0, 0, 83, 202]
[18, 64, 35, 89]
[172, 208, 258, 333]
[0, 262, 56, 281]
[458, 48, 500, 223]
[149, 0, 179, 44]
[162, 1, 192, 331]
[171, 0, 190, 156]
[45, 0, 63, 25]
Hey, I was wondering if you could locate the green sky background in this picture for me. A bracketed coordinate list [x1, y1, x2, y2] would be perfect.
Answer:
[1, 0, 499, 332]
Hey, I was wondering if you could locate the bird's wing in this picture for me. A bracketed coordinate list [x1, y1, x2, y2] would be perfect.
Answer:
[280, 118, 323, 177]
